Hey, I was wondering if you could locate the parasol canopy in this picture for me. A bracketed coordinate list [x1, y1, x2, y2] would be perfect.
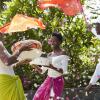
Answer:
[38, 0, 82, 16]
[0, 14, 46, 34]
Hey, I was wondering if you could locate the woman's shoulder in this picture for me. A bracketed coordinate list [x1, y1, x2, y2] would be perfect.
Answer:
[60, 50, 69, 59]
[61, 50, 66, 55]
[47, 52, 52, 57]
[61, 49, 70, 56]
[61, 49, 69, 56]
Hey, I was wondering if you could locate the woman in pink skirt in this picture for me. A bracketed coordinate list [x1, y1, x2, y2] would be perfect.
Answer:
[33, 32, 69, 100]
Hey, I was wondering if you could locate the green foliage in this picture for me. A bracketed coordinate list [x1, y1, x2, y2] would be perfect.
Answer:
[0, 0, 100, 91]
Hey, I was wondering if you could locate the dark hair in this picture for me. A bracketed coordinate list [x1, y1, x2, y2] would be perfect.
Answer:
[52, 32, 63, 43]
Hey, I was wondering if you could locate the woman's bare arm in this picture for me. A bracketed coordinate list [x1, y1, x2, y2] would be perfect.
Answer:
[7, 50, 22, 65]
[0, 42, 32, 66]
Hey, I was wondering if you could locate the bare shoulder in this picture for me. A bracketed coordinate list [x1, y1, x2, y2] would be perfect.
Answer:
[62, 50, 67, 55]
[47, 52, 52, 57]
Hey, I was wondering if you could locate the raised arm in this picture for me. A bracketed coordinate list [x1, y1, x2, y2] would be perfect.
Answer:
[0, 41, 32, 66]
[7, 44, 33, 65]
[0, 42, 12, 65]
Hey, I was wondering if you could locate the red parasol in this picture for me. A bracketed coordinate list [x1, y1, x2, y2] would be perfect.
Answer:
[0, 14, 46, 34]
[60, 0, 83, 16]
[38, 0, 82, 16]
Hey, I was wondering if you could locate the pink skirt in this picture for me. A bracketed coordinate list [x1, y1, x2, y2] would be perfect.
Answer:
[33, 76, 64, 100]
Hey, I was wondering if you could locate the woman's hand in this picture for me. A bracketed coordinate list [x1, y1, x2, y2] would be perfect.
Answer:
[85, 84, 92, 91]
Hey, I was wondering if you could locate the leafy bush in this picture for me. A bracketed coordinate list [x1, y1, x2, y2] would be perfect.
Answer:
[0, 0, 100, 91]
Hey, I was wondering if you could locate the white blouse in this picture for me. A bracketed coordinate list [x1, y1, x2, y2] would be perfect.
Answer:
[41, 55, 69, 78]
